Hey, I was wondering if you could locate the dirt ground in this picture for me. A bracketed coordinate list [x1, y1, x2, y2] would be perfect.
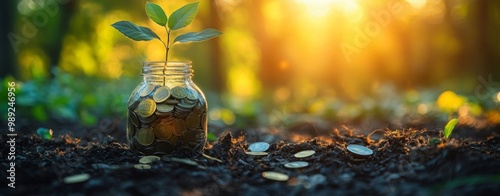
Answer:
[1, 121, 500, 195]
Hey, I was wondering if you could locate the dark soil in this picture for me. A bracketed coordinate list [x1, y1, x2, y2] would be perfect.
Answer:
[1, 122, 500, 195]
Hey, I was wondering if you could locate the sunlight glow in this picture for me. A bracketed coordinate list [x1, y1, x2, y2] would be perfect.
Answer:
[406, 0, 427, 9]
[295, 0, 339, 18]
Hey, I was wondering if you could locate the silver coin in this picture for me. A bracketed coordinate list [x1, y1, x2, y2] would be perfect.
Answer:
[346, 144, 373, 156]
[248, 142, 270, 152]
[284, 161, 309, 169]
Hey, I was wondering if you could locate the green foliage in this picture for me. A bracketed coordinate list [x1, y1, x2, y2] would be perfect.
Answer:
[111, 1, 222, 61]
[444, 118, 458, 139]
[145, 2, 167, 26]
[111, 21, 160, 41]
[168, 2, 199, 30]
[174, 29, 223, 43]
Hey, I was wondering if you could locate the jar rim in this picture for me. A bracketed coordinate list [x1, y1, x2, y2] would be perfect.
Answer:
[143, 61, 192, 66]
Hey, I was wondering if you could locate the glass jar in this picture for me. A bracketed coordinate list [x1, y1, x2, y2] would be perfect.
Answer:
[126, 61, 207, 155]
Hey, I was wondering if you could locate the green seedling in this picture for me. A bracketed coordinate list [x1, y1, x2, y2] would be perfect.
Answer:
[112, 2, 222, 61]
[443, 118, 458, 139]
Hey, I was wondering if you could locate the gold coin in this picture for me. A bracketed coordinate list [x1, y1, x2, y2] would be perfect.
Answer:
[153, 86, 171, 103]
[153, 123, 173, 140]
[63, 173, 90, 184]
[134, 164, 151, 170]
[157, 104, 174, 113]
[172, 119, 186, 136]
[139, 155, 161, 164]
[245, 151, 269, 156]
[136, 99, 156, 118]
[185, 112, 201, 130]
[139, 84, 156, 97]
[262, 171, 289, 181]
[136, 128, 155, 146]
[171, 86, 188, 99]
[294, 150, 316, 158]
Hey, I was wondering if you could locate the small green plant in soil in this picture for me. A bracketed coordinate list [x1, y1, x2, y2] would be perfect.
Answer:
[111, 1, 222, 61]
[444, 118, 458, 139]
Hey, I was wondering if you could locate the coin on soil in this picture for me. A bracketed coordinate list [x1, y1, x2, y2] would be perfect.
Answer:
[248, 142, 270, 152]
[294, 150, 315, 158]
[346, 144, 373, 156]
[134, 164, 151, 170]
[262, 171, 289, 181]
[63, 173, 90, 184]
[245, 151, 268, 156]
[153, 86, 171, 103]
[284, 161, 309, 169]
[136, 128, 155, 146]
[136, 98, 156, 117]
[139, 155, 161, 164]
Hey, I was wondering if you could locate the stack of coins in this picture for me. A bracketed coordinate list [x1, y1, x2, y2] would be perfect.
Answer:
[127, 84, 207, 155]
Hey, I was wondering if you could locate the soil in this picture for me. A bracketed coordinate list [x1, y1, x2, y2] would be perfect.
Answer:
[1, 121, 500, 195]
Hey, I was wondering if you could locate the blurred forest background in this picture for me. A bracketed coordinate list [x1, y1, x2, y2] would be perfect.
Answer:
[1, 0, 500, 133]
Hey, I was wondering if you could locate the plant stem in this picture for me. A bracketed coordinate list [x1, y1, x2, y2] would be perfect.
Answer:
[164, 26, 171, 86]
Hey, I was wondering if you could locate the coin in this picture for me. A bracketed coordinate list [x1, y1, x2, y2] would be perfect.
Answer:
[165, 99, 179, 105]
[126, 121, 136, 139]
[294, 150, 315, 158]
[171, 86, 188, 99]
[185, 112, 201, 130]
[63, 173, 90, 184]
[186, 90, 198, 101]
[128, 96, 140, 110]
[245, 151, 268, 156]
[134, 164, 151, 170]
[136, 128, 155, 146]
[153, 86, 171, 103]
[200, 112, 207, 127]
[346, 144, 373, 156]
[168, 135, 179, 145]
[172, 119, 186, 136]
[248, 142, 270, 152]
[157, 104, 174, 113]
[153, 123, 173, 140]
[129, 111, 140, 127]
[139, 84, 157, 97]
[262, 171, 289, 181]
[139, 155, 161, 164]
[136, 99, 156, 117]
[182, 130, 197, 145]
[284, 161, 309, 169]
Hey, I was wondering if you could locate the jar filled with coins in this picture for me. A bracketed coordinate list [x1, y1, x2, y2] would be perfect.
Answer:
[127, 61, 207, 155]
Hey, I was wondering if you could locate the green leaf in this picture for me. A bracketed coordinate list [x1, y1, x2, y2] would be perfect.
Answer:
[173, 28, 223, 44]
[111, 21, 160, 41]
[444, 118, 458, 139]
[168, 2, 198, 30]
[146, 2, 167, 26]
